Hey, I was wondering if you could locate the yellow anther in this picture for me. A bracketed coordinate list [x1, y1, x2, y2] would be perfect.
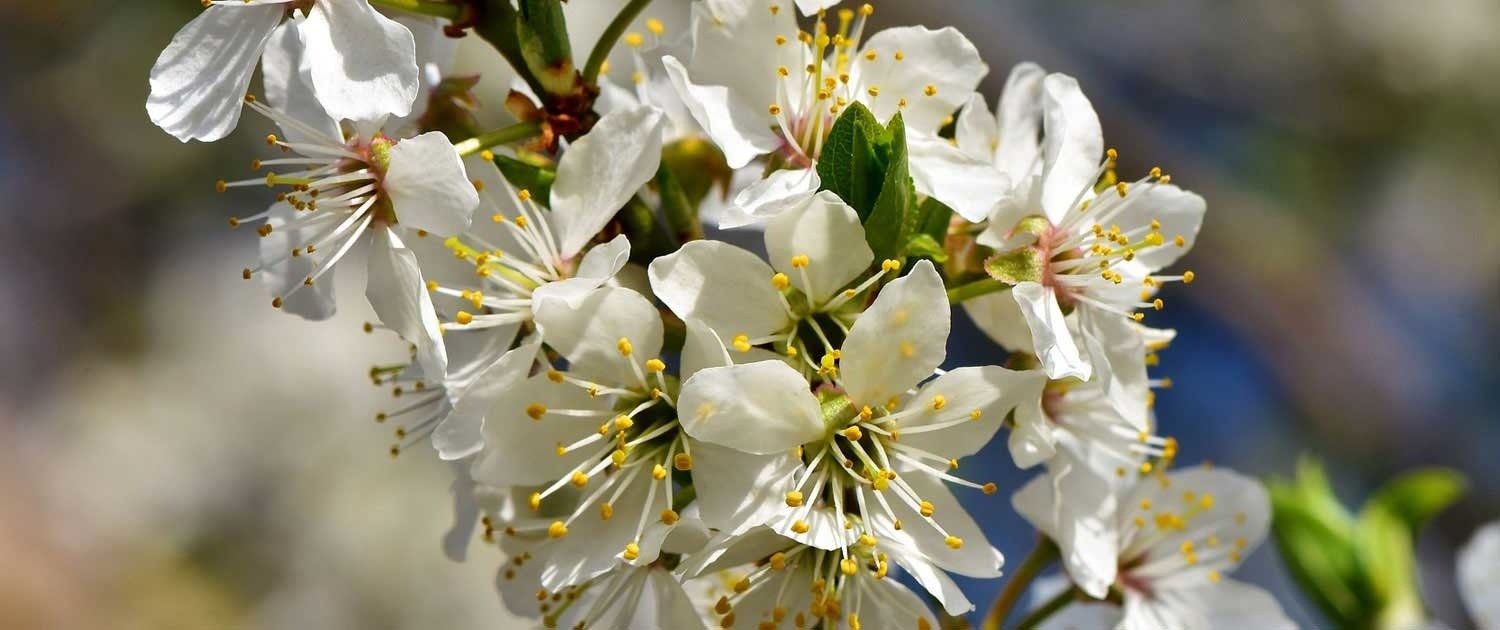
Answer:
[790, 254, 810, 268]
[1106, 148, 1119, 161]
[624, 32, 644, 47]
[645, 358, 666, 373]
[820, 353, 839, 373]
[842, 426, 863, 441]
[1208, 570, 1222, 583]
[1132, 312, 1146, 322]
[612, 415, 634, 431]
[768, 103, 782, 116]
[969, 409, 983, 421]
[526, 403, 547, 420]
[1116, 182, 1129, 197]
[1140, 462, 1154, 474]
[770, 552, 787, 570]
[513, 215, 528, 228]
[554, 443, 567, 456]
[919, 501, 935, 517]
[732, 333, 752, 352]
[775, 35, 788, 46]
[770, 272, 791, 290]
[529, 492, 542, 510]
[930, 395, 947, 410]
[859, 3, 874, 15]
[944, 536, 964, 549]
[516, 188, 532, 202]
[864, 50, 878, 61]
[1200, 493, 1215, 509]
[982, 482, 998, 495]
[547, 521, 568, 538]
[866, 86, 880, 97]
[623, 542, 640, 560]
[923, 84, 937, 96]
[570, 471, 589, 487]
[791, 520, 810, 534]
[611, 449, 627, 467]
[480, 149, 495, 162]
[1153, 298, 1165, 311]
[859, 406, 874, 421]
[455, 311, 474, 325]
[894, 50, 905, 61]
[546, 369, 564, 383]
[652, 463, 668, 480]
[1174, 235, 1187, 247]
[899, 341, 916, 358]
[1183, 270, 1196, 284]
[674, 453, 693, 471]
[733, 576, 750, 593]
[617, 337, 634, 356]
[881, 258, 902, 273]
[660, 509, 679, 525]
[785, 491, 804, 507]
[599, 502, 615, 521]
[769, 3, 781, 14]
[840, 558, 858, 575]
[714, 596, 732, 615]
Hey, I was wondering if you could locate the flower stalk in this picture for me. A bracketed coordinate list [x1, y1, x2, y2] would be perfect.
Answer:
[453, 120, 545, 157]
[582, 0, 654, 86]
[946, 277, 1013, 304]
[982, 537, 1059, 630]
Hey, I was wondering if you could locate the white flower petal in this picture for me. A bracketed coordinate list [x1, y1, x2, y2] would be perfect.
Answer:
[662, 56, 782, 170]
[300, 0, 419, 122]
[727, 167, 821, 227]
[883, 542, 974, 615]
[1038, 73, 1104, 223]
[366, 228, 446, 378]
[1128, 467, 1271, 588]
[1459, 522, 1500, 630]
[532, 235, 632, 309]
[880, 471, 1003, 579]
[961, 287, 1036, 353]
[385, 131, 479, 235]
[442, 462, 480, 561]
[860, 577, 940, 630]
[147, 4, 283, 142]
[533, 286, 663, 385]
[793, 0, 842, 15]
[649, 240, 788, 341]
[955, 92, 998, 163]
[840, 260, 949, 406]
[470, 374, 611, 486]
[1123, 579, 1295, 630]
[689, 440, 800, 535]
[431, 335, 543, 460]
[851, 26, 987, 133]
[1013, 281, 1090, 381]
[1045, 438, 1128, 599]
[896, 365, 1047, 459]
[551, 106, 666, 258]
[679, 318, 786, 380]
[258, 201, 338, 320]
[1104, 183, 1206, 271]
[764, 190, 873, 305]
[994, 62, 1047, 179]
[678, 361, 824, 455]
[384, 13, 460, 135]
[908, 134, 1009, 222]
[1079, 307, 1150, 430]
[261, 19, 342, 145]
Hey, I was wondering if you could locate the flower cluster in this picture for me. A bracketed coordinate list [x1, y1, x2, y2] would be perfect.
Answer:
[149, 0, 1296, 627]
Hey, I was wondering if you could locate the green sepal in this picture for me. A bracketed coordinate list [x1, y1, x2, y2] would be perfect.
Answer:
[900, 234, 948, 263]
[983, 247, 1045, 284]
[862, 113, 917, 260]
[490, 155, 556, 204]
[815, 102, 884, 219]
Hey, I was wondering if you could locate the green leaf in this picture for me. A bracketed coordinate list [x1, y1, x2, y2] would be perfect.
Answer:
[816, 102, 883, 218]
[900, 234, 948, 262]
[863, 113, 914, 260]
[490, 155, 556, 204]
[1269, 475, 1371, 629]
[1353, 505, 1426, 630]
[915, 197, 953, 244]
[1364, 468, 1466, 532]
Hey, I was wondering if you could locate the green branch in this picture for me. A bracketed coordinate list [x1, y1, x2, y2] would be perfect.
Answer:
[1015, 586, 1078, 630]
[582, 0, 654, 85]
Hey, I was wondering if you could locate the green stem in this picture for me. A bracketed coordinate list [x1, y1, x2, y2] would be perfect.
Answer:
[473, 0, 550, 102]
[655, 163, 703, 243]
[1015, 586, 1077, 630]
[453, 120, 544, 157]
[981, 538, 1059, 630]
[581, 0, 654, 86]
[368, 0, 464, 19]
[946, 277, 1013, 304]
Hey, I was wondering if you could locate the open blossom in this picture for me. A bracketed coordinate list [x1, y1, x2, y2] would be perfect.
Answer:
[676, 261, 1047, 613]
[430, 106, 664, 339]
[215, 22, 476, 378]
[960, 71, 1205, 382]
[1015, 465, 1295, 630]
[148, 0, 420, 142]
[683, 526, 941, 629]
[664, 0, 1002, 222]
[470, 285, 712, 590]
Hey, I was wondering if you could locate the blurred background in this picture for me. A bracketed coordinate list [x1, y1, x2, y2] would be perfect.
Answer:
[1, 0, 1496, 628]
